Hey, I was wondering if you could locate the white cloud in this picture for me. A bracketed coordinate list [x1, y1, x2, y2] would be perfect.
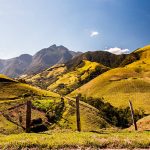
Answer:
[105, 47, 130, 55]
[90, 31, 99, 37]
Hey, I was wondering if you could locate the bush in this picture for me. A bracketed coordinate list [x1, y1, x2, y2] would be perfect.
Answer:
[81, 96, 146, 128]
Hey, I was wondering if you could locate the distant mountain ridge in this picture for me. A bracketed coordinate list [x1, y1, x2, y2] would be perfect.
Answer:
[69, 45, 150, 113]
[0, 45, 81, 77]
[25, 50, 128, 95]
[65, 51, 127, 70]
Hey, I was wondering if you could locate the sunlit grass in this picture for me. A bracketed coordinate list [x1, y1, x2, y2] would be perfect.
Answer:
[0, 131, 150, 149]
[128, 115, 150, 131]
[70, 47, 150, 113]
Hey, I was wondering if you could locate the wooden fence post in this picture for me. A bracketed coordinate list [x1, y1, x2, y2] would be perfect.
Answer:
[76, 94, 81, 132]
[129, 100, 137, 131]
[26, 100, 32, 133]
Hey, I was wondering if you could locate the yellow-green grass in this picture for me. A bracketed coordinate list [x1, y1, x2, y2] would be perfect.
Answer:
[0, 131, 150, 149]
[0, 96, 109, 134]
[56, 96, 109, 131]
[69, 46, 150, 113]
[26, 64, 66, 82]
[0, 73, 109, 133]
[134, 45, 150, 59]
[0, 98, 59, 134]
[48, 60, 108, 94]
[126, 45, 150, 77]
[128, 115, 150, 131]
[70, 66, 150, 112]
[47, 64, 66, 78]
[0, 98, 109, 134]
[0, 81, 60, 100]
[0, 115, 23, 134]
[0, 74, 15, 81]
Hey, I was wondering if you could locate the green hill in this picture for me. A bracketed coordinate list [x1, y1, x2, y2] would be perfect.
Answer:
[48, 60, 109, 95]
[128, 115, 150, 131]
[25, 60, 109, 95]
[24, 50, 128, 96]
[69, 45, 150, 114]
[0, 74, 109, 134]
[25, 64, 67, 89]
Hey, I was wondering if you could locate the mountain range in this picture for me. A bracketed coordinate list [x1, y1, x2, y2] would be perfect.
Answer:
[25, 50, 129, 94]
[24, 45, 150, 114]
[0, 45, 81, 77]
[0, 44, 149, 136]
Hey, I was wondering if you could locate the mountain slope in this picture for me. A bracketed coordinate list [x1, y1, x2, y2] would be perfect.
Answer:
[66, 51, 127, 70]
[0, 45, 80, 77]
[25, 45, 75, 75]
[0, 74, 109, 134]
[48, 60, 109, 95]
[128, 115, 150, 131]
[0, 74, 59, 100]
[0, 54, 32, 77]
[69, 45, 150, 113]
[25, 60, 109, 95]
[25, 50, 127, 95]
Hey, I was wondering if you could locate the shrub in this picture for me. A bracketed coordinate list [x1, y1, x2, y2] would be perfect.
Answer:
[81, 96, 146, 128]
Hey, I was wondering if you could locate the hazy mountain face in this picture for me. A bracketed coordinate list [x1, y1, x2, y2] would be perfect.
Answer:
[0, 45, 80, 77]
[0, 54, 32, 77]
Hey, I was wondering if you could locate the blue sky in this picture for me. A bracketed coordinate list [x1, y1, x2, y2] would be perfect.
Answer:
[0, 0, 150, 58]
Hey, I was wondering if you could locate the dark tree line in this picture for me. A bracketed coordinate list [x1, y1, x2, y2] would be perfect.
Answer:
[80, 96, 146, 128]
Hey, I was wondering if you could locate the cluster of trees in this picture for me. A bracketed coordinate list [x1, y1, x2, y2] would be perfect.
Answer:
[46, 98, 65, 123]
[81, 96, 145, 128]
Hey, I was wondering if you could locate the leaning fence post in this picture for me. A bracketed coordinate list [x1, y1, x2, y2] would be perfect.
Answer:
[76, 94, 81, 132]
[26, 100, 32, 133]
[129, 100, 137, 131]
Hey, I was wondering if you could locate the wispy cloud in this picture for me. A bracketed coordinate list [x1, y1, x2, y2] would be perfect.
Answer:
[90, 31, 99, 37]
[105, 47, 130, 55]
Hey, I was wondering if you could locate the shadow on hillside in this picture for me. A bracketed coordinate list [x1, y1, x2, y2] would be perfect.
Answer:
[0, 78, 14, 82]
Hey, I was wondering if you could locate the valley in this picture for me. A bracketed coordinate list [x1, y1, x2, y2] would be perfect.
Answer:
[0, 45, 150, 149]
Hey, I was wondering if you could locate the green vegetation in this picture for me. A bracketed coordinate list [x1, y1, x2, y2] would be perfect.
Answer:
[25, 64, 67, 89]
[0, 81, 59, 100]
[26, 60, 109, 95]
[32, 98, 65, 124]
[0, 74, 109, 134]
[48, 60, 109, 95]
[79, 96, 146, 128]
[128, 115, 150, 131]
[0, 131, 150, 149]
[0, 115, 23, 134]
[0, 45, 150, 149]
[0, 96, 110, 134]
[70, 45, 150, 114]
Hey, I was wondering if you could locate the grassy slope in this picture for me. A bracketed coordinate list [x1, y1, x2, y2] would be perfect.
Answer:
[0, 82, 59, 100]
[0, 74, 109, 134]
[0, 73, 60, 100]
[0, 74, 61, 134]
[26, 60, 109, 95]
[0, 115, 23, 134]
[48, 60, 109, 94]
[0, 131, 150, 149]
[31, 97, 109, 132]
[59, 96, 109, 131]
[128, 115, 150, 131]
[25, 64, 67, 89]
[69, 45, 150, 113]
[0, 74, 15, 81]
